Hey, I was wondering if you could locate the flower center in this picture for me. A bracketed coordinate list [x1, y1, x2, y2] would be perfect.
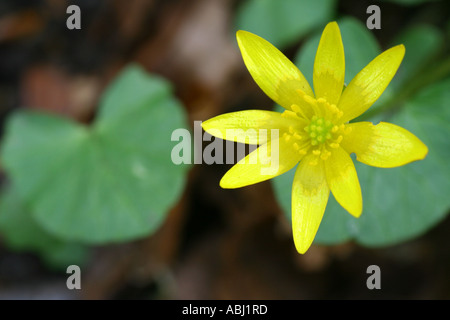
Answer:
[304, 116, 333, 146]
[281, 96, 352, 164]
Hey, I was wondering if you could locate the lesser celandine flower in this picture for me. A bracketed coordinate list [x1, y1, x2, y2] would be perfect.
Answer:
[202, 22, 428, 254]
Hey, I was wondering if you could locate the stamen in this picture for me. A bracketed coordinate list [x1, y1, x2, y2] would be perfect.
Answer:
[293, 140, 310, 156]
[281, 110, 297, 119]
[293, 133, 302, 140]
[320, 150, 331, 160]
[316, 98, 327, 104]
[291, 104, 308, 120]
[303, 94, 317, 106]
[291, 104, 301, 113]
[295, 142, 309, 155]
[299, 93, 321, 117]
[329, 142, 340, 148]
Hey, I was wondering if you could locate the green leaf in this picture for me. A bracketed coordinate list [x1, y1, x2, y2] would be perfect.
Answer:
[1, 64, 190, 244]
[390, 24, 443, 90]
[273, 78, 450, 247]
[0, 186, 89, 270]
[234, 0, 336, 49]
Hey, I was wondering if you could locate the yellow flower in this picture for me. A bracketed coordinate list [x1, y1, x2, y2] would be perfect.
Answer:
[202, 22, 428, 254]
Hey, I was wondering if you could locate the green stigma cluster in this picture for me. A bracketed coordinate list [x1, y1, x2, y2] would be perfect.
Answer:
[304, 116, 334, 146]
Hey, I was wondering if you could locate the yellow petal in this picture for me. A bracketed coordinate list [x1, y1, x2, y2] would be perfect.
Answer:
[313, 21, 345, 106]
[291, 155, 329, 254]
[338, 45, 405, 122]
[340, 121, 428, 168]
[201, 110, 299, 145]
[220, 137, 304, 189]
[236, 30, 314, 111]
[324, 147, 362, 218]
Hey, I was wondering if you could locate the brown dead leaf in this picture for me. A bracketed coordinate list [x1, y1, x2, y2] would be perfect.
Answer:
[0, 10, 44, 43]
[21, 64, 100, 122]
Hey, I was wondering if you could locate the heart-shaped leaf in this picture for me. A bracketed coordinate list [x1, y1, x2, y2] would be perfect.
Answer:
[1, 64, 190, 244]
[389, 24, 443, 90]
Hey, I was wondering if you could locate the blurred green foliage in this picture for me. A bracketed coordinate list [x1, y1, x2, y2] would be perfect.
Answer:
[0, 65, 190, 267]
